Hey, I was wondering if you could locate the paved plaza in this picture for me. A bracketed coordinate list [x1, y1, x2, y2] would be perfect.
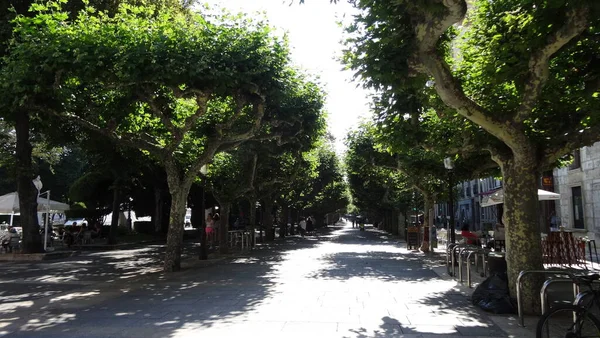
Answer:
[0, 222, 536, 337]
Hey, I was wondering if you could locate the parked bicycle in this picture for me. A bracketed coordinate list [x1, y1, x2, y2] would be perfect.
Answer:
[536, 273, 600, 338]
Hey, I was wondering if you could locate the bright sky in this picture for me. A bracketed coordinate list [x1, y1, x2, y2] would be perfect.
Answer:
[202, 0, 371, 154]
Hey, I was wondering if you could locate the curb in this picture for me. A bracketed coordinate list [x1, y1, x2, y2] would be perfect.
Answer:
[0, 250, 79, 262]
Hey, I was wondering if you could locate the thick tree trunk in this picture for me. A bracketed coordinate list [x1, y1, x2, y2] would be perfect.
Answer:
[154, 187, 163, 234]
[108, 184, 120, 245]
[164, 189, 188, 272]
[15, 111, 42, 253]
[502, 152, 544, 314]
[264, 197, 274, 241]
[219, 202, 230, 254]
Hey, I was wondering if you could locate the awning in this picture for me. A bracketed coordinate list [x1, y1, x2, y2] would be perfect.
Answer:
[481, 189, 560, 207]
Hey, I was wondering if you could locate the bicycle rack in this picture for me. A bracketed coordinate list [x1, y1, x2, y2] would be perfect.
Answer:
[517, 270, 574, 327]
[449, 244, 471, 277]
[466, 248, 488, 288]
[474, 249, 490, 276]
[540, 278, 579, 315]
[446, 243, 459, 275]
[457, 246, 479, 283]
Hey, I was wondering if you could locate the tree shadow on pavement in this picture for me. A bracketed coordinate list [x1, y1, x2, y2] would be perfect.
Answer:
[307, 251, 438, 282]
[0, 236, 323, 338]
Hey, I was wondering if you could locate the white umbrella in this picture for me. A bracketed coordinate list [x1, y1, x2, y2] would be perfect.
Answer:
[481, 189, 560, 207]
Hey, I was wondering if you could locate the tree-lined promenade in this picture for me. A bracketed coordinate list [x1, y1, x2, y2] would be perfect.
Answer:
[0, 0, 599, 319]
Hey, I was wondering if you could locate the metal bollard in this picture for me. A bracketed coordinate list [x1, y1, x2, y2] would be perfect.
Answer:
[517, 270, 574, 327]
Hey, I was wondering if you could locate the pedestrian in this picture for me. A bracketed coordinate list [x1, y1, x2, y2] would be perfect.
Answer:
[549, 211, 557, 231]
[0, 228, 9, 253]
[298, 218, 307, 237]
[206, 212, 215, 249]
[306, 216, 313, 232]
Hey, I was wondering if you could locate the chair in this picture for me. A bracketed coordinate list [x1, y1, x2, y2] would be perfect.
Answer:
[9, 236, 20, 253]
[437, 229, 448, 247]
[82, 231, 92, 244]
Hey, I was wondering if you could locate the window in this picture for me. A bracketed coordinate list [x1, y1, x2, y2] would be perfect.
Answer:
[569, 150, 581, 170]
[572, 186, 585, 229]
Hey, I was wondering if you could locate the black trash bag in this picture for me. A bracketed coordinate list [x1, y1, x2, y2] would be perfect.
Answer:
[471, 273, 516, 314]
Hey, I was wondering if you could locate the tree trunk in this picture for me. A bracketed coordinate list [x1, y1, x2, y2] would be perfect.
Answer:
[108, 183, 120, 245]
[264, 196, 274, 241]
[164, 188, 188, 272]
[154, 187, 163, 234]
[15, 111, 42, 253]
[391, 210, 399, 235]
[314, 212, 325, 228]
[190, 185, 207, 260]
[249, 197, 257, 246]
[282, 206, 290, 235]
[219, 202, 230, 254]
[502, 152, 544, 314]
[421, 195, 434, 253]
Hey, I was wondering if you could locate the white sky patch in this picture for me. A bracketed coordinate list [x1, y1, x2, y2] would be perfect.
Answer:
[201, 0, 371, 154]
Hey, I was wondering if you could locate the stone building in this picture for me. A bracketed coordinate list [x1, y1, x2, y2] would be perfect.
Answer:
[553, 142, 600, 240]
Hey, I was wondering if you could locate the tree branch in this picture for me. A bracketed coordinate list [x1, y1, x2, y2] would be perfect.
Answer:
[30, 104, 164, 155]
[139, 87, 178, 141]
[515, 5, 590, 122]
[543, 125, 600, 168]
[414, 0, 521, 151]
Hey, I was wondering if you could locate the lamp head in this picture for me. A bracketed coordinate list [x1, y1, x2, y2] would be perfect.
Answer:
[200, 164, 208, 175]
[32, 175, 43, 191]
[444, 157, 454, 170]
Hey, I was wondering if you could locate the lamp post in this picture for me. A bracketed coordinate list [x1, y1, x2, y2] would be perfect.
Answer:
[199, 165, 208, 260]
[444, 157, 456, 244]
[32, 176, 51, 251]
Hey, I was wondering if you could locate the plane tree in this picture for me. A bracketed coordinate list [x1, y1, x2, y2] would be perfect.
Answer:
[1, 4, 292, 270]
[343, 0, 600, 309]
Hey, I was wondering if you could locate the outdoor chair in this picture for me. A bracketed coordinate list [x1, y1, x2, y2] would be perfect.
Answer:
[437, 229, 448, 247]
[82, 231, 93, 245]
[9, 237, 20, 253]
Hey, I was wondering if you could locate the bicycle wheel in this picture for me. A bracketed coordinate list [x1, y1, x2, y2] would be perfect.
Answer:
[537, 304, 600, 338]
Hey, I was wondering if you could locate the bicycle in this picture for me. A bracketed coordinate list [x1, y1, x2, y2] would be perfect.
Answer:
[536, 273, 600, 338]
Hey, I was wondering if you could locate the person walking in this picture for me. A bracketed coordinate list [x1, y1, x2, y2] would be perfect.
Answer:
[306, 216, 314, 232]
[298, 218, 307, 237]
[206, 212, 215, 249]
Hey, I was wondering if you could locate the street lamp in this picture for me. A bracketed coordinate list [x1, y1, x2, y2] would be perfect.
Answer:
[33, 176, 52, 251]
[444, 157, 456, 244]
[199, 165, 208, 260]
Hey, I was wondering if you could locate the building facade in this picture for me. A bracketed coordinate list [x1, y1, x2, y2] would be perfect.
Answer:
[554, 142, 600, 241]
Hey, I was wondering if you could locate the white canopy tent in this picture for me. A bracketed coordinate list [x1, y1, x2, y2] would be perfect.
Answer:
[0, 192, 70, 214]
[481, 188, 560, 207]
[0, 191, 70, 252]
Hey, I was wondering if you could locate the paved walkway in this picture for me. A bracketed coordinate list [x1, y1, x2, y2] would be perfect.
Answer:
[0, 222, 534, 337]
